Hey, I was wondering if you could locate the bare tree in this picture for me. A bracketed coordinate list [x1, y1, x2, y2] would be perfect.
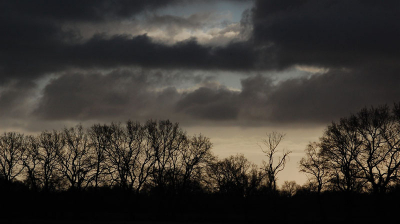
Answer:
[0, 132, 26, 183]
[351, 105, 400, 193]
[58, 125, 93, 191]
[207, 154, 254, 197]
[22, 135, 41, 191]
[101, 122, 130, 189]
[179, 134, 213, 193]
[320, 117, 365, 192]
[299, 142, 330, 194]
[146, 120, 187, 193]
[126, 121, 156, 193]
[260, 132, 291, 191]
[37, 130, 65, 192]
[88, 124, 110, 188]
[319, 105, 400, 193]
[103, 122, 154, 191]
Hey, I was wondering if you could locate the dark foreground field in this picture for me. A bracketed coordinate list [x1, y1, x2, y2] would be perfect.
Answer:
[1, 189, 399, 224]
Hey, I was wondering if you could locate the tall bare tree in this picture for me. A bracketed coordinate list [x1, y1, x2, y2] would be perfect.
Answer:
[37, 130, 65, 192]
[146, 120, 187, 193]
[260, 132, 291, 191]
[22, 135, 41, 191]
[88, 124, 110, 188]
[179, 134, 212, 193]
[103, 122, 151, 191]
[320, 116, 365, 192]
[354, 105, 400, 193]
[317, 104, 400, 193]
[102, 122, 130, 189]
[126, 121, 156, 193]
[58, 125, 93, 191]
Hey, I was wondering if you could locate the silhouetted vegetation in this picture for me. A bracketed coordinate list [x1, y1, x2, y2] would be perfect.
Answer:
[2, 108, 400, 223]
[300, 103, 400, 194]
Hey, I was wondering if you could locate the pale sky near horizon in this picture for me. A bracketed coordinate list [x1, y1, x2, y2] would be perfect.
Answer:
[1, 0, 400, 187]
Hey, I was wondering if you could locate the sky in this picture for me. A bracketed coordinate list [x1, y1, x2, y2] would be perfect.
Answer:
[1, 0, 400, 186]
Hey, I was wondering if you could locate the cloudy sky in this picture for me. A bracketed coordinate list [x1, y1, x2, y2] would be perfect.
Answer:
[1, 0, 399, 185]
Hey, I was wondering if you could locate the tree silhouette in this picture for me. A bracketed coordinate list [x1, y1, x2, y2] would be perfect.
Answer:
[58, 125, 93, 191]
[0, 132, 26, 184]
[22, 135, 41, 191]
[146, 120, 187, 194]
[260, 132, 291, 192]
[299, 142, 330, 194]
[315, 104, 400, 193]
[206, 154, 259, 197]
[37, 130, 65, 192]
[88, 124, 110, 188]
[353, 105, 400, 193]
[179, 134, 212, 194]
[320, 116, 365, 192]
[126, 120, 156, 193]
[102, 122, 133, 189]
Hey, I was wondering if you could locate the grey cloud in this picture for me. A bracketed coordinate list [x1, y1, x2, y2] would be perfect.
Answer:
[34, 70, 237, 123]
[175, 67, 400, 124]
[240, 75, 273, 100]
[0, 0, 260, 84]
[252, 0, 400, 69]
[3, 0, 400, 84]
[0, 81, 37, 118]
[175, 75, 274, 123]
[1, 0, 179, 23]
[266, 67, 400, 123]
[176, 86, 240, 120]
[34, 70, 168, 121]
[1, 25, 260, 84]
[3, 35, 261, 84]
[71, 35, 257, 70]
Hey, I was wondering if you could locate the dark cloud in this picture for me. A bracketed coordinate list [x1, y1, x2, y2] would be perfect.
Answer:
[265, 69, 396, 123]
[176, 86, 240, 120]
[252, 0, 400, 69]
[34, 70, 180, 121]
[0, 0, 182, 76]
[0, 31, 260, 83]
[1, 0, 179, 23]
[0, 2, 259, 83]
[72, 35, 259, 70]
[0, 80, 36, 118]
[34, 70, 238, 123]
[2, 0, 399, 84]
[176, 67, 400, 124]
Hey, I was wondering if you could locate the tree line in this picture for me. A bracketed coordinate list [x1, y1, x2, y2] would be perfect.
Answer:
[0, 120, 291, 197]
[2, 103, 400, 197]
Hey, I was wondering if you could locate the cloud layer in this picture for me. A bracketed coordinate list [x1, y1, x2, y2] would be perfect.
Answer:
[1, 0, 400, 131]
